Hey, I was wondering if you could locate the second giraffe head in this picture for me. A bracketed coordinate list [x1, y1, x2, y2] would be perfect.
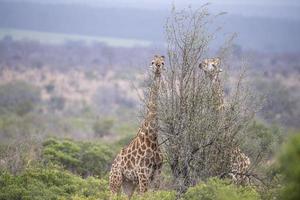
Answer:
[199, 57, 222, 80]
[150, 55, 165, 75]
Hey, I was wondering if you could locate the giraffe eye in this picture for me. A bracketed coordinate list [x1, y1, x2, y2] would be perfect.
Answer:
[161, 62, 164, 65]
[151, 61, 154, 65]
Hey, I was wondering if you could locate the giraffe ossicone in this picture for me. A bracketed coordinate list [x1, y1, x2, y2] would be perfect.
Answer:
[109, 55, 164, 198]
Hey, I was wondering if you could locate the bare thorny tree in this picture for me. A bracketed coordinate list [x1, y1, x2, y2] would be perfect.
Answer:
[145, 5, 266, 194]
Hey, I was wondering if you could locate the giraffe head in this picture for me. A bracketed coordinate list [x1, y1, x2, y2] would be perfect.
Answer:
[199, 57, 222, 80]
[150, 55, 165, 76]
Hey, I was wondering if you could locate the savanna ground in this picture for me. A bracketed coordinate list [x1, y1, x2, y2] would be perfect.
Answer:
[0, 6, 300, 200]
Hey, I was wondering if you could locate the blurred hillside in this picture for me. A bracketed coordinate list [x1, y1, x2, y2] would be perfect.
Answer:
[0, 38, 299, 131]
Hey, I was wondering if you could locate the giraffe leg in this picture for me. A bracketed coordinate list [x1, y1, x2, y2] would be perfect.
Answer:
[122, 179, 137, 199]
[152, 164, 163, 189]
[137, 170, 150, 193]
[109, 169, 123, 195]
[228, 172, 237, 183]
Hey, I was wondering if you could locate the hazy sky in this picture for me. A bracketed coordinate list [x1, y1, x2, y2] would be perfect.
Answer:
[2, 0, 300, 19]
[4, 0, 300, 7]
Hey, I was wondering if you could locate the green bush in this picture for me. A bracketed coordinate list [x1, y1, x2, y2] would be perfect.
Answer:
[42, 138, 114, 177]
[0, 164, 176, 200]
[279, 133, 300, 200]
[0, 165, 110, 200]
[107, 190, 176, 200]
[131, 190, 176, 200]
[183, 178, 260, 200]
[0, 81, 40, 116]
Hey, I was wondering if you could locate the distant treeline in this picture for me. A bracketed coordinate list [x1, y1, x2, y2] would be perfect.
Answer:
[0, 37, 157, 71]
[0, 38, 299, 128]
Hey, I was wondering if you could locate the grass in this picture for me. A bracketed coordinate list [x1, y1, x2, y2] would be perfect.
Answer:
[0, 28, 152, 47]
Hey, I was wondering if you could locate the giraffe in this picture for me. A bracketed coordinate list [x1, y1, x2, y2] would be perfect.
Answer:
[199, 57, 251, 184]
[109, 55, 164, 198]
[199, 57, 225, 112]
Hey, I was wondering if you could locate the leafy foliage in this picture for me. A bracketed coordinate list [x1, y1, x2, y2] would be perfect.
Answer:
[279, 133, 300, 200]
[42, 138, 114, 177]
[0, 163, 177, 200]
[183, 178, 260, 200]
[0, 165, 110, 200]
[131, 190, 176, 200]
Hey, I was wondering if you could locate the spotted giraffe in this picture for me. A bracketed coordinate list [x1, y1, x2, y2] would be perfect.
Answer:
[109, 55, 164, 198]
[199, 57, 251, 184]
[199, 57, 224, 111]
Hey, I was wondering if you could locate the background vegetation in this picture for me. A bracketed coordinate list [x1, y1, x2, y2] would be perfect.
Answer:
[0, 3, 299, 200]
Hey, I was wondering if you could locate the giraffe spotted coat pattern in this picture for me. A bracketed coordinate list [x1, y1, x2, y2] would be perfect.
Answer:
[109, 55, 164, 198]
[199, 57, 251, 184]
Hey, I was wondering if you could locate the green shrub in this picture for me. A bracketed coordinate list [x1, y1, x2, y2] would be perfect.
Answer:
[183, 178, 260, 200]
[279, 133, 300, 200]
[107, 190, 176, 200]
[42, 138, 114, 177]
[0, 165, 110, 200]
[131, 190, 176, 200]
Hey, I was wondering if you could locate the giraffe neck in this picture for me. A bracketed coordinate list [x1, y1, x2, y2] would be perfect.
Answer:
[211, 77, 224, 111]
[139, 73, 161, 141]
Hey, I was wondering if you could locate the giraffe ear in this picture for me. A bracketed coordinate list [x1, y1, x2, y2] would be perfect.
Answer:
[161, 55, 165, 59]
[154, 55, 159, 58]
[215, 57, 221, 65]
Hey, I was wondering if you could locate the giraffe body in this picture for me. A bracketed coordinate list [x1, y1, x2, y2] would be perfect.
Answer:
[109, 55, 165, 198]
[229, 147, 251, 183]
[199, 57, 250, 184]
